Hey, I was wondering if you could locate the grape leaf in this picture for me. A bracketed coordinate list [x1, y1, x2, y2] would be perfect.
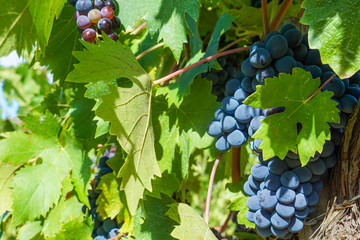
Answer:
[38, 5, 83, 82]
[96, 173, 123, 220]
[166, 203, 217, 240]
[17, 221, 43, 240]
[0, 164, 16, 214]
[157, 11, 235, 107]
[135, 194, 177, 240]
[244, 68, 340, 164]
[301, 0, 360, 78]
[117, 0, 201, 61]
[153, 78, 219, 181]
[48, 215, 93, 240]
[0, 0, 66, 57]
[147, 172, 180, 198]
[67, 36, 161, 215]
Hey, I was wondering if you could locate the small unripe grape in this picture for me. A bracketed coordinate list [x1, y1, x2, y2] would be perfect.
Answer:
[101, 6, 114, 20]
[82, 28, 97, 43]
[88, 9, 102, 23]
[77, 15, 91, 29]
[97, 18, 112, 33]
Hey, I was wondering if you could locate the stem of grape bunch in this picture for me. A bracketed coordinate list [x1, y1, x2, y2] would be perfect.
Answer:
[261, 0, 270, 36]
[305, 73, 337, 102]
[153, 47, 250, 85]
[204, 152, 224, 224]
[269, 0, 293, 31]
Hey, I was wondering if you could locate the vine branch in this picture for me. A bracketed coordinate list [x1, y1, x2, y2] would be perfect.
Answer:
[261, 0, 270, 36]
[130, 22, 146, 35]
[153, 46, 250, 85]
[205, 152, 224, 224]
[232, 147, 241, 183]
[136, 42, 165, 60]
[305, 73, 337, 102]
[269, 0, 293, 31]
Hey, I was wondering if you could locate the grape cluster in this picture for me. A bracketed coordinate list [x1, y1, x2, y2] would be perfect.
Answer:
[68, 0, 121, 43]
[203, 54, 241, 101]
[83, 152, 123, 239]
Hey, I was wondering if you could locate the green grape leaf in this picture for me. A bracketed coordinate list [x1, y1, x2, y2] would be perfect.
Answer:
[147, 172, 180, 198]
[166, 203, 218, 240]
[96, 173, 123, 220]
[153, 78, 220, 180]
[244, 68, 340, 164]
[38, 5, 83, 82]
[301, 0, 360, 78]
[17, 221, 43, 240]
[157, 11, 235, 107]
[0, 0, 66, 57]
[117, 0, 200, 61]
[67, 36, 161, 215]
[48, 215, 93, 240]
[135, 194, 177, 240]
[0, 164, 16, 214]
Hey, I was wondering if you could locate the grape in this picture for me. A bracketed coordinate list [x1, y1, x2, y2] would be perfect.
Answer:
[103, 219, 117, 232]
[214, 108, 225, 121]
[225, 79, 241, 96]
[236, 121, 246, 131]
[270, 225, 288, 238]
[339, 94, 357, 113]
[321, 71, 336, 84]
[88, 9, 102, 23]
[274, 56, 296, 74]
[76, 0, 93, 14]
[331, 129, 343, 146]
[249, 48, 272, 68]
[248, 175, 261, 190]
[221, 115, 237, 132]
[293, 44, 308, 62]
[343, 78, 350, 88]
[266, 34, 288, 59]
[307, 159, 326, 175]
[107, 32, 118, 41]
[109, 228, 119, 238]
[247, 195, 261, 211]
[215, 136, 230, 152]
[310, 174, 321, 183]
[296, 182, 313, 196]
[323, 153, 337, 168]
[112, 16, 121, 30]
[276, 202, 295, 218]
[288, 217, 304, 233]
[233, 88, 249, 102]
[249, 116, 265, 132]
[308, 205, 316, 213]
[280, 23, 297, 35]
[99, 166, 112, 176]
[241, 58, 257, 77]
[305, 49, 322, 66]
[97, 18, 113, 33]
[250, 108, 262, 117]
[221, 97, 239, 114]
[346, 87, 360, 99]
[250, 42, 266, 53]
[234, 104, 252, 123]
[244, 181, 257, 196]
[350, 71, 360, 84]
[206, 121, 222, 137]
[260, 181, 266, 190]
[322, 77, 345, 99]
[304, 65, 322, 79]
[302, 33, 309, 47]
[294, 193, 307, 210]
[280, 171, 300, 189]
[307, 191, 319, 206]
[283, 28, 302, 48]
[101, 6, 114, 19]
[292, 166, 312, 183]
[258, 189, 278, 210]
[264, 173, 281, 191]
[320, 140, 335, 157]
[250, 163, 269, 181]
[252, 78, 258, 92]
[254, 209, 271, 228]
[276, 187, 296, 204]
[265, 31, 280, 43]
[227, 130, 247, 147]
[99, 156, 109, 168]
[284, 157, 301, 168]
[271, 212, 290, 229]
[241, 76, 254, 93]
[226, 66, 237, 78]
[74, 11, 81, 21]
[285, 48, 294, 57]
[94, 236, 107, 240]
[256, 226, 272, 237]
[104, 0, 116, 10]
[94, 0, 105, 9]
[329, 112, 347, 129]
[77, 15, 91, 29]
[255, 66, 276, 84]
[295, 207, 309, 219]
[268, 157, 289, 175]
[206, 72, 219, 84]
[246, 211, 255, 222]
[251, 139, 262, 154]
[283, 232, 294, 239]
[312, 180, 323, 192]
[96, 226, 107, 236]
[82, 28, 97, 43]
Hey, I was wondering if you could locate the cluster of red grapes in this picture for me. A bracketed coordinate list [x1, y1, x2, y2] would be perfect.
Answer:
[68, 0, 121, 43]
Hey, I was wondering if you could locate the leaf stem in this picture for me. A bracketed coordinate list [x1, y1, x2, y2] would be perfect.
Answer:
[232, 147, 241, 183]
[153, 46, 250, 85]
[269, 0, 293, 31]
[130, 22, 146, 35]
[261, 0, 270, 36]
[305, 73, 337, 102]
[136, 42, 165, 60]
[205, 152, 223, 224]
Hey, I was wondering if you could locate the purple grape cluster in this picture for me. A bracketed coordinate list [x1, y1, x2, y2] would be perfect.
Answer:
[69, 0, 121, 43]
